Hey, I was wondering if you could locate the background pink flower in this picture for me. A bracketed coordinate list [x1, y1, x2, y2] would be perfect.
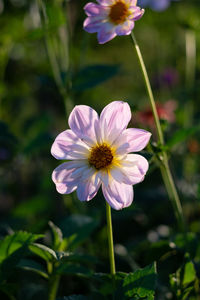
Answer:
[135, 100, 177, 128]
[83, 0, 144, 44]
[51, 101, 151, 210]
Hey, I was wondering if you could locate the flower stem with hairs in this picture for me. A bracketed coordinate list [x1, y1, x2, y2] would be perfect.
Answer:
[131, 32, 185, 231]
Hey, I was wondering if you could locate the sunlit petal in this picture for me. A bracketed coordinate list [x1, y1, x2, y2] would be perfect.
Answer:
[102, 180, 133, 210]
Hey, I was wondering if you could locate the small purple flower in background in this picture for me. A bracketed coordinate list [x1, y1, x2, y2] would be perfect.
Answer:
[83, 0, 144, 44]
[153, 68, 179, 89]
[159, 68, 179, 88]
[137, 0, 178, 11]
[51, 101, 151, 210]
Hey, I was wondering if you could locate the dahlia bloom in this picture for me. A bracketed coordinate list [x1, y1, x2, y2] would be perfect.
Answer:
[83, 0, 144, 44]
[51, 101, 151, 210]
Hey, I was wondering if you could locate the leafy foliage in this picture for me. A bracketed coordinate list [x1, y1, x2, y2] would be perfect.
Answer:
[72, 65, 120, 91]
[169, 256, 198, 299]
[0, 231, 43, 281]
[59, 215, 99, 250]
[123, 263, 157, 299]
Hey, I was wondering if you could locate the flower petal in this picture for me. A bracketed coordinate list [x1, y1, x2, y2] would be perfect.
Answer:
[51, 129, 90, 160]
[129, 7, 144, 21]
[129, 0, 137, 5]
[68, 105, 99, 145]
[99, 169, 111, 187]
[77, 172, 101, 201]
[120, 153, 149, 184]
[97, 22, 116, 44]
[114, 128, 151, 154]
[84, 16, 106, 33]
[96, 0, 115, 6]
[55, 182, 77, 194]
[109, 166, 126, 183]
[52, 161, 88, 194]
[102, 180, 133, 210]
[115, 20, 135, 36]
[84, 3, 109, 16]
[100, 101, 131, 142]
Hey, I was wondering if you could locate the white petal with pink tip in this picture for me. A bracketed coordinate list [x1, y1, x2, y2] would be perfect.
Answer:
[114, 128, 151, 154]
[51, 130, 90, 160]
[100, 101, 131, 142]
[68, 105, 99, 145]
[102, 180, 133, 210]
[77, 173, 101, 201]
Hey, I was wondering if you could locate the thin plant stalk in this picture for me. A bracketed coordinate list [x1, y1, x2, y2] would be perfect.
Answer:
[185, 29, 196, 90]
[37, 0, 73, 118]
[48, 273, 60, 300]
[131, 32, 185, 231]
[106, 202, 116, 275]
[184, 29, 196, 128]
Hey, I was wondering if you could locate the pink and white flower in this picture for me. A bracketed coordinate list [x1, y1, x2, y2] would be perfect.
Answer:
[83, 0, 144, 44]
[51, 101, 151, 210]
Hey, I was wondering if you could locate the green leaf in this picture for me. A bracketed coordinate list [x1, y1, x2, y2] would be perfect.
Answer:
[92, 272, 127, 297]
[72, 64, 120, 91]
[166, 125, 200, 149]
[182, 287, 194, 300]
[173, 232, 198, 258]
[29, 243, 58, 261]
[59, 252, 98, 265]
[56, 263, 92, 277]
[0, 232, 43, 281]
[17, 258, 49, 279]
[0, 231, 43, 263]
[169, 255, 197, 299]
[59, 215, 99, 249]
[123, 262, 157, 299]
[183, 261, 196, 286]
[48, 221, 63, 251]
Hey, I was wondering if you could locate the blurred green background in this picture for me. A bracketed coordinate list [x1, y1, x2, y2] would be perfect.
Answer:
[0, 0, 200, 299]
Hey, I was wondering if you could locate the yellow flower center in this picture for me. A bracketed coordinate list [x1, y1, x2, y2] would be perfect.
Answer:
[88, 143, 114, 170]
[109, 1, 129, 25]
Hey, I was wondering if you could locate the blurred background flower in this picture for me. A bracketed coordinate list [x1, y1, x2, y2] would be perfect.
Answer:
[153, 68, 179, 89]
[137, 0, 179, 11]
[134, 100, 177, 128]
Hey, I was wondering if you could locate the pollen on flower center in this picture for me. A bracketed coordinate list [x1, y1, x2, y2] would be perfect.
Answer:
[109, 1, 129, 25]
[88, 143, 113, 170]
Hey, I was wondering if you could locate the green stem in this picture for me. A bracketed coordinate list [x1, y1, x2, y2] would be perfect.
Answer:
[185, 29, 196, 90]
[160, 160, 184, 230]
[106, 202, 116, 275]
[37, 0, 73, 118]
[48, 274, 60, 300]
[131, 32, 184, 231]
[184, 29, 196, 128]
[131, 32, 164, 144]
